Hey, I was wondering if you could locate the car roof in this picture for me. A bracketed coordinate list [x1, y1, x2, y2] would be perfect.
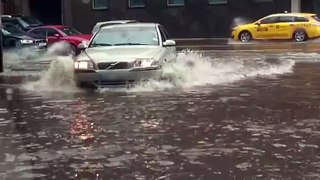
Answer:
[96, 20, 138, 25]
[100, 22, 158, 29]
[1, 15, 12, 18]
[269, 13, 316, 17]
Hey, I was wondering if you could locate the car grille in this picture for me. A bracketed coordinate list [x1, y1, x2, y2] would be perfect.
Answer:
[97, 62, 129, 70]
[34, 39, 46, 43]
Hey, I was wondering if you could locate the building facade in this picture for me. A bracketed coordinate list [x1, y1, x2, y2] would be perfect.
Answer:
[3, 0, 320, 38]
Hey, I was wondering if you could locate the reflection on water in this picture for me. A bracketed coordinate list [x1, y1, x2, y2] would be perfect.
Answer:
[0, 58, 320, 179]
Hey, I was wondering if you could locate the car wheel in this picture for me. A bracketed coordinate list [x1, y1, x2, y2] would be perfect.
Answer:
[239, 31, 252, 43]
[293, 30, 308, 42]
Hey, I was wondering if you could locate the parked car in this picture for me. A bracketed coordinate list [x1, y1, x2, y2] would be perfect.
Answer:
[91, 20, 139, 34]
[2, 22, 47, 50]
[74, 23, 177, 88]
[1, 15, 44, 32]
[28, 25, 92, 55]
[231, 12, 320, 43]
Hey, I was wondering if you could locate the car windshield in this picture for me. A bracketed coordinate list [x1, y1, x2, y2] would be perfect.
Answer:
[90, 26, 159, 47]
[59, 27, 82, 36]
[92, 22, 129, 34]
[16, 18, 30, 28]
[3, 24, 24, 34]
[19, 16, 43, 26]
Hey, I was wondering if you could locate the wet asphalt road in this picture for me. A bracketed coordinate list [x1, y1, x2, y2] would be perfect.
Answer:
[0, 41, 320, 180]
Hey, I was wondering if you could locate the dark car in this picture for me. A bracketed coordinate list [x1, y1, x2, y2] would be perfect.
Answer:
[1, 15, 44, 32]
[2, 22, 47, 51]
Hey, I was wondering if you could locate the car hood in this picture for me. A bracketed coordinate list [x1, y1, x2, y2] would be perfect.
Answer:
[68, 34, 92, 40]
[80, 46, 163, 63]
[236, 23, 254, 29]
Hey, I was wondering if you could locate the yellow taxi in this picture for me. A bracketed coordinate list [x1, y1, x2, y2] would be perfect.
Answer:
[231, 13, 320, 43]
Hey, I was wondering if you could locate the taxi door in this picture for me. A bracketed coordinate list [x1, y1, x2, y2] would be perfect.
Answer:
[272, 16, 295, 39]
[254, 16, 278, 39]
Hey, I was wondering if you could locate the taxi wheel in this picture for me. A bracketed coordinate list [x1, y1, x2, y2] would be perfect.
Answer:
[293, 30, 308, 42]
[239, 31, 252, 43]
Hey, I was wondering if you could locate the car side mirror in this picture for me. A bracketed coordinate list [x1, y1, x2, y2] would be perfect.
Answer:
[255, 22, 261, 26]
[54, 33, 60, 38]
[77, 41, 88, 51]
[163, 39, 176, 47]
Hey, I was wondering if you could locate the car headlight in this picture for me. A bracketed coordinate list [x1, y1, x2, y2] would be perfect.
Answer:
[133, 58, 158, 67]
[74, 60, 95, 70]
[20, 39, 34, 44]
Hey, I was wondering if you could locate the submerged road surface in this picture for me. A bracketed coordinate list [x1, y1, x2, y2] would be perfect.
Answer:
[0, 42, 319, 179]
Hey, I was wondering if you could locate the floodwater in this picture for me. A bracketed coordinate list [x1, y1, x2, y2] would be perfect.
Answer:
[0, 42, 319, 180]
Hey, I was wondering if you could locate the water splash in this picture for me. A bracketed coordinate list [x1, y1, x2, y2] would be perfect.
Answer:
[230, 17, 252, 29]
[129, 50, 295, 92]
[22, 50, 295, 93]
[22, 56, 79, 92]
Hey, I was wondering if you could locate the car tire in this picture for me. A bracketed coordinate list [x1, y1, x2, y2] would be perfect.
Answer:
[239, 31, 252, 43]
[293, 30, 308, 42]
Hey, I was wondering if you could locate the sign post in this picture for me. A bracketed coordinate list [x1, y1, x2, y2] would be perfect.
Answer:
[0, 0, 3, 73]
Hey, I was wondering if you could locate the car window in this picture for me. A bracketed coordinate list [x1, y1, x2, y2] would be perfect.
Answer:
[2, 23, 24, 34]
[294, 16, 309, 22]
[278, 16, 294, 23]
[3, 19, 24, 28]
[46, 28, 59, 36]
[58, 27, 81, 36]
[90, 26, 159, 47]
[158, 25, 168, 42]
[30, 28, 46, 36]
[19, 16, 43, 26]
[260, 16, 278, 24]
[16, 18, 30, 28]
[92, 25, 100, 34]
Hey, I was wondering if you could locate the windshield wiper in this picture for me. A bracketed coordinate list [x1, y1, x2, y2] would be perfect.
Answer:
[114, 43, 148, 46]
[90, 43, 112, 47]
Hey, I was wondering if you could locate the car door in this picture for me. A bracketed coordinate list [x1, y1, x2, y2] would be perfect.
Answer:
[255, 16, 278, 39]
[273, 16, 295, 39]
[29, 28, 46, 38]
[158, 25, 176, 63]
[292, 16, 310, 37]
[45, 28, 62, 45]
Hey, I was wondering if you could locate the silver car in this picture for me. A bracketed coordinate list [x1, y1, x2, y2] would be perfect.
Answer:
[74, 23, 177, 88]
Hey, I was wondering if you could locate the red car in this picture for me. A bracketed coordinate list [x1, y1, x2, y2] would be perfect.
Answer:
[28, 25, 92, 55]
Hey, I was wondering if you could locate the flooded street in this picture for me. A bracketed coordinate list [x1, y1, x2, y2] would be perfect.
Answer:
[0, 42, 320, 179]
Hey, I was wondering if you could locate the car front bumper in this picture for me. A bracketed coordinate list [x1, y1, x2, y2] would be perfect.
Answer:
[74, 67, 163, 88]
[22, 44, 47, 51]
